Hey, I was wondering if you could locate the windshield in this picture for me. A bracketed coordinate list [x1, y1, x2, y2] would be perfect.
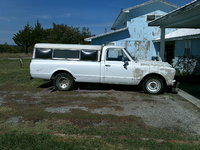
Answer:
[124, 48, 135, 61]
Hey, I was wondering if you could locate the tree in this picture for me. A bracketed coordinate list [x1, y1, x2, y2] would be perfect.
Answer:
[45, 23, 91, 44]
[13, 21, 92, 53]
[80, 27, 92, 44]
[13, 24, 33, 53]
[32, 20, 45, 43]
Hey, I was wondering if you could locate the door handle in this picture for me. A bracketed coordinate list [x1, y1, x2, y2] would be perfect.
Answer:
[105, 65, 111, 67]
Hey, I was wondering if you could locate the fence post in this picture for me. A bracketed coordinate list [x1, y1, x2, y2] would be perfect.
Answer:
[19, 58, 23, 68]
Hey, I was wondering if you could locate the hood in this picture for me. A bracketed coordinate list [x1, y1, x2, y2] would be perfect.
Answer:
[138, 60, 172, 68]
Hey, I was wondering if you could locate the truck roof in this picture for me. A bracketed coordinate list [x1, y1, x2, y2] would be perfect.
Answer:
[34, 43, 102, 50]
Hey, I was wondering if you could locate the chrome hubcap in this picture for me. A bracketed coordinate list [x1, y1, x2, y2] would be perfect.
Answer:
[146, 79, 161, 93]
[58, 77, 69, 89]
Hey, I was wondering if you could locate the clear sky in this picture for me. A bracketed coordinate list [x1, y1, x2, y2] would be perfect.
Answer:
[0, 0, 193, 45]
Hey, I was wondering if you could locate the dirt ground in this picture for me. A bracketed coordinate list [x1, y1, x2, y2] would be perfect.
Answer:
[1, 83, 200, 135]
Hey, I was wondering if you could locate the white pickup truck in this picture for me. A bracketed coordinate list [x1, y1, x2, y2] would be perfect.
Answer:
[30, 43, 176, 94]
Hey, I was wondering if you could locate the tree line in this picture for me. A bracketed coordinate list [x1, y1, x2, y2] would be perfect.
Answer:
[0, 21, 92, 53]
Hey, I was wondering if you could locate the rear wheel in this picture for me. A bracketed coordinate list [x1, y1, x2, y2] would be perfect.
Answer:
[54, 73, 74, 91]
[142, 76, 164, 94]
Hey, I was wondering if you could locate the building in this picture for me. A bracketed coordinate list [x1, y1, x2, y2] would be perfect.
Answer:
[154, 28, 200, 63]
[85, 0, 178, 60]
[149, 0, 200, 74]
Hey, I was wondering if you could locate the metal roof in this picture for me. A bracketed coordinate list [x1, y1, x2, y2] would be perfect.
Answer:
[85, 27, 128, 41]
[154, 28, 200, 41]
[149, 0, 200, 28]
[123, 0, 178, 12]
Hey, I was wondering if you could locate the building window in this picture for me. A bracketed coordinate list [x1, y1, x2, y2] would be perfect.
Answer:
[184, 40, 191, 57]
[146, 15, 163, 22]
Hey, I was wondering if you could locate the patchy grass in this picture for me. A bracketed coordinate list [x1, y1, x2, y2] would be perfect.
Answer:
[1, 111, 200, 150]
[0, 120, 200, 150]
[0, 132, 82, 150]
[0, 59, 46, 91]
[1, 99, 200, 150]
[0, 132, 199, 150]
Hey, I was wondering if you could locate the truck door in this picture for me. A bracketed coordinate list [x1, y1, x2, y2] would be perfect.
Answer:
[102, 48, 134, 85]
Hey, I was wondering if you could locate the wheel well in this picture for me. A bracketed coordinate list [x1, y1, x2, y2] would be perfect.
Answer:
[139, 73, 166, 86]
[51, 70, 74, 80]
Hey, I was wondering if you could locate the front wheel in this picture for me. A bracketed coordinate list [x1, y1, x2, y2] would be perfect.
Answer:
[54, 73, 74, 91]
[142, 76, 165, 94]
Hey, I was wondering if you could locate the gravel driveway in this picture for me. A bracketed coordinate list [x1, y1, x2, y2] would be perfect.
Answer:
[44, 89, 200, 135]
[1, 88, 200, 135]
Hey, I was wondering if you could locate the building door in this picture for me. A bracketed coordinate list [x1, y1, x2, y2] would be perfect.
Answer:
[165, 42, 175, 64]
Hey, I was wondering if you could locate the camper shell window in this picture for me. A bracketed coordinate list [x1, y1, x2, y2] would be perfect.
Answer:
[53, 49, 80, 59]
[35, 48, 52, 59]
[80, 50, 98, 61]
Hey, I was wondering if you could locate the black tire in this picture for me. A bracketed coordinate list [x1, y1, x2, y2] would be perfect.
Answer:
[54, 73, 74, 91]
[142, 76, 165, 94]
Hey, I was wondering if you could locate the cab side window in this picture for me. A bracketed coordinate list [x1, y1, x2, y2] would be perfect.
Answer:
[106, 49, 129, 61]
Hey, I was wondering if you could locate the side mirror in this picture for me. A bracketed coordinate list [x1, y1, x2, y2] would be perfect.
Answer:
[123, 61, 129, 69]
[122, 56, 129, 62]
